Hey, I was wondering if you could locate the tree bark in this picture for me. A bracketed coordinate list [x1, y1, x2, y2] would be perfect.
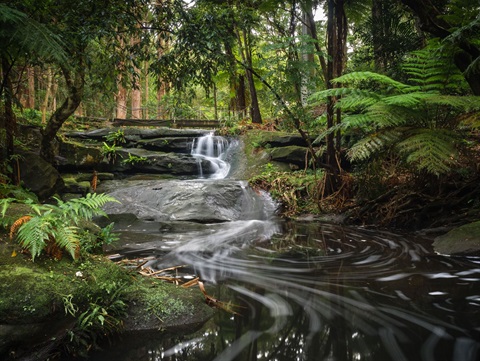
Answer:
[40, 65, 84, 164]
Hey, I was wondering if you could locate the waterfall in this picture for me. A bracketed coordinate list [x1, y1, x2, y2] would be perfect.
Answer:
[191, 133, 232, 179]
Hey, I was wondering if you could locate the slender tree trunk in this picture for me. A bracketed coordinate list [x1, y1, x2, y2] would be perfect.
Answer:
[1, 55, 18, 183]
[41, 67, 53, 124]
[116, 77, 128, 119]
[131, 83, 141, 119]
[144, 62, 149, 119]
[236, 75, 247, 119]
[40, 66, 84, 164]
[27, 66, 35, 109]
[240, 29, 262, 124]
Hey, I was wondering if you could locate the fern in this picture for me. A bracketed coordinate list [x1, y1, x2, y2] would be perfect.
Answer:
[5, 193, 119, 261]
[397, 129, 459, 175]
[332, 71, 411, 92]
[308, 40, 480, 176]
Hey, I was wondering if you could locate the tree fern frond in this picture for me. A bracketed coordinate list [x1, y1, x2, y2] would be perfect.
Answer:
[309, 87, 382, 103]
[332, 71, 410, 91]
[348, 129, 402, 161]
[397, 129, 459, 175]
[382, 92, 437, 107]
[422, 95, 480, 110]
[342, 114, 375, 130]
[367, 104, 420, 128]
[337, 95, 380, 111]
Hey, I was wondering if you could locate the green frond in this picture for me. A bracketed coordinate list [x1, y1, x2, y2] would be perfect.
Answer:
[348, 129, 402, 161]
[12, 193, 119, 261]
[367, 103, 423, 128]
[397, 129, 459, 175]
[332, 71, 410, 91]
[309, 87, 382, 103]
[342, 114, 375, 130]
[54, 226, 81, 259]
[61, 193, 119, 223]
[16, 216, 53, 261]
[337, 94, 381, 111]
[422, 95, 480, 110]
[382, 92, 438, 108]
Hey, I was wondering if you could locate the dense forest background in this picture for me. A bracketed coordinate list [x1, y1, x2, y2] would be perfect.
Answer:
[1, 0, 480, 228]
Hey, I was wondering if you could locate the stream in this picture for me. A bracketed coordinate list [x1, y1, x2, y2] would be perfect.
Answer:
[90, 134, 480, 361]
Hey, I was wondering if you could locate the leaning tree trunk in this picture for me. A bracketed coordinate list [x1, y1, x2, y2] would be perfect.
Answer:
[40, 66, 84, 164]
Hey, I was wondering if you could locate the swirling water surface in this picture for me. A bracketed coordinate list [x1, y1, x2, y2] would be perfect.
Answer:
[90, 206, 480, 361]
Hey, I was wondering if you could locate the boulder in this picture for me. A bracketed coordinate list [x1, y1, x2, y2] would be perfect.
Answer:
[115, 148, 211, 176]
[18, 152, 64, 200]
[268, 145, 309, 167]
[57, 140, 107, 171]
[433, 221, 480, 255]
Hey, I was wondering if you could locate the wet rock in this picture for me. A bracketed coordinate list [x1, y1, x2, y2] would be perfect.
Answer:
[136, 137, 193, 152]
[65, 127, 207, 141]
[433, 221, 480, 255]
[102, 179, 272, 223]
[18, 152, 64, 200]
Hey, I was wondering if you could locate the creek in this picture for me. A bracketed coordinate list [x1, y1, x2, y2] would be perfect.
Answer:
[90, 133, 480, 361]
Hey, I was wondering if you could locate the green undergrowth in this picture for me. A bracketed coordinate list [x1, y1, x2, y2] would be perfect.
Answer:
[0, 228, 208, 357]
[249, 164, 324, 217]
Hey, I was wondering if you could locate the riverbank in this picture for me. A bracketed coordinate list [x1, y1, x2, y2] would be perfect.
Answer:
[0, 228, 214, 360]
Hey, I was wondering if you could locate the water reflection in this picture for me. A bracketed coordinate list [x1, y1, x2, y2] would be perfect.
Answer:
[90, 222, 480, 361]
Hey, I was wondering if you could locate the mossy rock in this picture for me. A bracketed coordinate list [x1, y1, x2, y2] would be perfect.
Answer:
[433, 221, 480, 255]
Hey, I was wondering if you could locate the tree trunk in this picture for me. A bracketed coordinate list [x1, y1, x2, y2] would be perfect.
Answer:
[372, 0, 384, 72]
[324, 0, 347, 195]
[40, 66, 84, 164]
[131, 84, 142, 119]
[116, 78, 128, 119]
[242, 30, 262, 124]
[1, 55, 18, 183]
[27, 66, 35, 109]
[41, 67, 53, 124]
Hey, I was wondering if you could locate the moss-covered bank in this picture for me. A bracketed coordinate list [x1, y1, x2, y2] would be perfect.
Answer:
[0, 233, 214, 360]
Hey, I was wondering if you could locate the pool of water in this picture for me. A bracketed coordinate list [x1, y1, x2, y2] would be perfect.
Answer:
[89, 219, 480, 361]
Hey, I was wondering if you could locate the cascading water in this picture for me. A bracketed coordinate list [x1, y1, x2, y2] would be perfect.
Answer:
[191, 132, 233, 179]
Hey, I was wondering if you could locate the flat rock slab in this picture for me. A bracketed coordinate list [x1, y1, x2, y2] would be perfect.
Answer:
[66, 127, 209, 141]
[102, 179, 272, 224]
